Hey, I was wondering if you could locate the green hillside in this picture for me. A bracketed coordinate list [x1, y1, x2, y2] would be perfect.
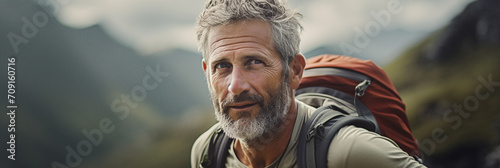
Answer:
[384, 1, 500, 166]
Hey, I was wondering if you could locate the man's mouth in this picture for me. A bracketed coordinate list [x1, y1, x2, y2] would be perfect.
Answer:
[228, 102, 258, 110]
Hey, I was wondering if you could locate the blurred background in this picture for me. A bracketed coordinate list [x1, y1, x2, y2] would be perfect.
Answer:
[0, 0, 499, 167]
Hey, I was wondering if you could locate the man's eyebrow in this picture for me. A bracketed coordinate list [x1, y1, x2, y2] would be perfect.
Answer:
[209, 55, 266, 67]
[242, 55, 268, 62]
[241, 55, 256, 60]
[210, 58, 228, 66]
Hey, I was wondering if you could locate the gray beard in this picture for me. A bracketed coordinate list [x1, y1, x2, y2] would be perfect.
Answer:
[211, 80, 291, 146]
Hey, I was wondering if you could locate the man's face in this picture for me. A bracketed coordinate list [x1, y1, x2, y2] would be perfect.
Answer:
[203, 20, 291, 142]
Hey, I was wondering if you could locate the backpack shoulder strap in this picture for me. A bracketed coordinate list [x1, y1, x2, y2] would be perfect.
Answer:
[199, 126, 232, 168]
[297, 105, 377, 168]
[296, 87, 380, 134]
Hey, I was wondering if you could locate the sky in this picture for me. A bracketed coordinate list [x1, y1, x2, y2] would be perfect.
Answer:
[44, 0, 473, 64]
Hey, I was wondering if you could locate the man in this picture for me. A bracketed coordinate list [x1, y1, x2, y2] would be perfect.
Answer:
[191, 0, 426, 167]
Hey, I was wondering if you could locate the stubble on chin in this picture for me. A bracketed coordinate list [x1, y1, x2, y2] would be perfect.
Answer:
[211, 83, 290, 147]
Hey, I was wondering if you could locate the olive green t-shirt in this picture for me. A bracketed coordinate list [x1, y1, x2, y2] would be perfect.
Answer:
[191, 100, 426, 168]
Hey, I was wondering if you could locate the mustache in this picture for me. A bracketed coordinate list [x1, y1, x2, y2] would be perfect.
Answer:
[221, 92, 264, 113]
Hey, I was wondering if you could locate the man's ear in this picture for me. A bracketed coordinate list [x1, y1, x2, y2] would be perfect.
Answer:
[202, 58, 208, 72]
[289, 54, 306, 90]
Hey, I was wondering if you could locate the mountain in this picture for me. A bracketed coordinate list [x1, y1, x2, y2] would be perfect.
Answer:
[384, 0, 500, 167]
[0, 0, 212, 167]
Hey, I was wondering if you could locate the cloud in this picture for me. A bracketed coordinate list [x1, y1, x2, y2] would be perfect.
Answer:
[51, 0, 204, 55]
[55, 0, 103, 29]
[48, 0, 473, 56]
[393, 0, 473, 31]
[297, 0, 388, 52]
[293, 0, 472, 53]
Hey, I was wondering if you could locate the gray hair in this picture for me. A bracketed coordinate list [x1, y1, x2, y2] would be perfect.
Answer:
[196, 0, 303, 66]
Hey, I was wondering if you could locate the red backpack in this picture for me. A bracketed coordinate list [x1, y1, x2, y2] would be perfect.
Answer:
[296, 55, 420, 167]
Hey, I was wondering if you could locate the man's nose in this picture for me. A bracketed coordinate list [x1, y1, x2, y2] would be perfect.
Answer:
[228, 68, 250, 95]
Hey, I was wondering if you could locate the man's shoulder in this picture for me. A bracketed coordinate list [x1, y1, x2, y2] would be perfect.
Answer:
[334, 125, 398, 146]
[296, 99, 316, 118]
[328, 125, 425, 168]
[190, 123, 221, 168]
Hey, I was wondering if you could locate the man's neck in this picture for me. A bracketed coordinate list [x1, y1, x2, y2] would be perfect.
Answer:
[233, 100, 298, 168]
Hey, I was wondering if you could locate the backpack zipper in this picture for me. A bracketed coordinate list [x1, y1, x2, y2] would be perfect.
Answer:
[355, 79, 371, 97]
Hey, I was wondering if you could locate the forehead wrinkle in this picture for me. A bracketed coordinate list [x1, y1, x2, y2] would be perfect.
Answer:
[212, 40, 260, 53]
[210, 35, 255, 48]
[210, 43, 272, 62]
[210, 35, 270, 51]
[211, 41, 269, 57]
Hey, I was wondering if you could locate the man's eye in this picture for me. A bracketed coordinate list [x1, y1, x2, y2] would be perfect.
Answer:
[250, 59, 264, 65]
[215, 62, 231, 70]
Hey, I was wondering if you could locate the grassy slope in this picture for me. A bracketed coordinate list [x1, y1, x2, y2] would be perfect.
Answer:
[78, 108, 217, 168]
[384, 31, 500, 159]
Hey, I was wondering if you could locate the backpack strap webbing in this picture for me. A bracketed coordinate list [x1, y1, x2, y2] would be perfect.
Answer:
[296, 86, 380, 134]
[199, 127, 232, 168]
[303, 67, 369, 82]
[297, 105, 377, 168]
